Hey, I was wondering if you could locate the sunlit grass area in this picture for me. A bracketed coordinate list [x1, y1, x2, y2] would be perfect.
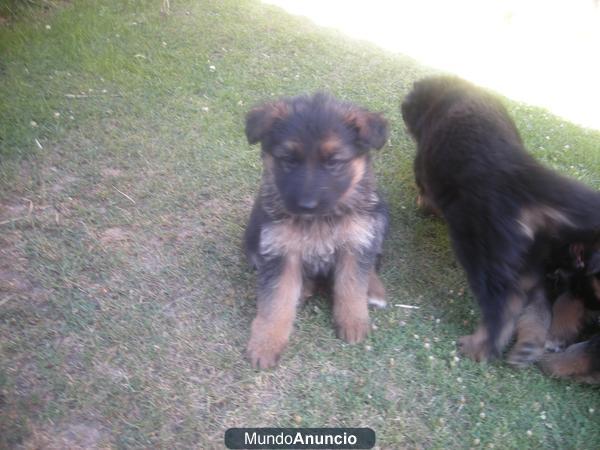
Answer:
[1, 1, 599, 448]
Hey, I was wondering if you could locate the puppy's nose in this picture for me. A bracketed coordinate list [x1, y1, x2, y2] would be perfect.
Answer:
[298, 197, 318, 211]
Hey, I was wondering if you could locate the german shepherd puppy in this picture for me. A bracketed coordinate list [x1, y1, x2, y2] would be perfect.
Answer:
[401, 75, 600, 365]
[540, 240, 600, 383]
[244, 93, 389, 369]
[545, 241, 600, 350]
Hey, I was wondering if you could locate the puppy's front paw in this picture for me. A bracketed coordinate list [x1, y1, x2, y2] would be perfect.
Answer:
[458, 333, 491, 362]
[544, 338, 566, 353]
[247, 340, 283, 370]
[507, 341, 545, 368]
[246, 318, 289, 370]
[335, 316, 370, 344]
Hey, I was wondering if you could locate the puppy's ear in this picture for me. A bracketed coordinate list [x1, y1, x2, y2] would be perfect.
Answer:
[245, 101, 289, 145]
[401, 94, 418, 132]
[586, 251, 600, 275]
[570, 243, 586, 270]
[344, 108, 389, 150]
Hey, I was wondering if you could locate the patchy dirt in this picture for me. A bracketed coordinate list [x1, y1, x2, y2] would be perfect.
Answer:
[21, 421, 111, 450]
[47, 169, 80, 194]
[98, 226, 171, 275]
[99, 227, 131, 246]
[100, 167, 123, 178]
[0, 230, 30, 302]
[0, 196, 63, 229]
[135, 235, 166, 274]
[0, 202, 30, 222]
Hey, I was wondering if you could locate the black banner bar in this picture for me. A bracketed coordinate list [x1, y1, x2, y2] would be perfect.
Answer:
[224, 428, 375, 449]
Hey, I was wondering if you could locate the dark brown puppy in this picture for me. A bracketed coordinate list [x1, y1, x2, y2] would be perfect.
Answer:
[540, 241, 600, 383]
[401, 75, 600, 365]
[244, 93, 389, 369]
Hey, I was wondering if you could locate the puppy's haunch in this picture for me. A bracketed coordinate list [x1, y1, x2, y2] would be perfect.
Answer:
[402, 75, 600, 364]
[244, 93, 389, 369]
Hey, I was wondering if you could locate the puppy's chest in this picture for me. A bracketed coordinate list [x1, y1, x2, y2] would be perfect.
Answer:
[260, 215, 375, 265]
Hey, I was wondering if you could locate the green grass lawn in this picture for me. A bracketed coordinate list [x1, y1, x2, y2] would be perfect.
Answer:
[1, 1, 599, 448]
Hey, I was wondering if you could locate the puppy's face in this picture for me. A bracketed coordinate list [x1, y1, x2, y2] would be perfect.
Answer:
[245, 93, 388, 216]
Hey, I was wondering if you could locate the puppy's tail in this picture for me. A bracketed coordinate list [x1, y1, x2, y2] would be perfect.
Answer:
[521, 167, 600, 242]
[558, 185, 600, 240]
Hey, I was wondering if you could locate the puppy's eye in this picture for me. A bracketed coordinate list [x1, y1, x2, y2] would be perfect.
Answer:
[324, 159, 346, 170]
[279, 156, 300, 168]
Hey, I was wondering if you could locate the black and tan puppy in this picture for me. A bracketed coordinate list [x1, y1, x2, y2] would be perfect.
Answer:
[545, 241, 600, 350]
[244, 93, 389, 369]
[401, 75, 600, 365]
[540, 241, 600, 383]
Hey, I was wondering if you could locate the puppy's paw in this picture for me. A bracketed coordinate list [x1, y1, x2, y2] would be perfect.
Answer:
[246, 319, 289, 370]
[538, 353, 565, 378]
[416, 193, 442, 217]
[416, 193, 425, 209]
[367, 296, 387, 309]
[335, 316, 370, 344]
[507, 341, 545, 368]
[544, 338, 566, 353]
[367, 271, 386, 309]
[246, 336, 286, 370]
[301, 279, 315, 300]
[458, 333, 491, 362]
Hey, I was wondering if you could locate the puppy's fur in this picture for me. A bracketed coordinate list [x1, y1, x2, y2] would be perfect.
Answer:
[244, 93, 389, 369]
[401, 75, 600, 364]
[540, 336, 600, 384]
[540, 241, 600, 383]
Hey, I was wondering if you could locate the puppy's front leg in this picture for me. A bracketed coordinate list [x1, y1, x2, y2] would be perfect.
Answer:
[333, 250, 370, 344]
[247, 253, 302, 369]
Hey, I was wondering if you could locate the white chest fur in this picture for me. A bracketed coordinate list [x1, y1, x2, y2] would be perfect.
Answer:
[259, 214, 375, 263]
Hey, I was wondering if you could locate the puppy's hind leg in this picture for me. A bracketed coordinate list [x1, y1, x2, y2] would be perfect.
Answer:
[458, 288, 527, 362]
[452, 238, 529, 361]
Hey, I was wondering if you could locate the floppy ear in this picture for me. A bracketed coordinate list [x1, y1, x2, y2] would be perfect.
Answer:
[344, 108, 389, 150]
[245, 101, 289, 145]
[586, 251, 600, 275]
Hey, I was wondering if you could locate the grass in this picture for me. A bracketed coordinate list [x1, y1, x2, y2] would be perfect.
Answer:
[1, 0, 599, 448]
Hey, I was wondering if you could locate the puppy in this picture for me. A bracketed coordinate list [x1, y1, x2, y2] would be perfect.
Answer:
[540, 241, 600, 383]
[546, 241, 600, 350]
[244, 93, 389, 369]
[401, 75, 600, 365]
